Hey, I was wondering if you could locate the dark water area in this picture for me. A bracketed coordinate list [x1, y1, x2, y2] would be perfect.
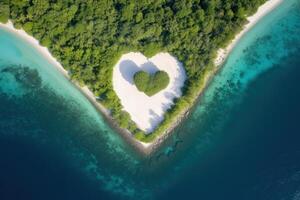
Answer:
[158, 49, 300, 200]
[0, 71, 116, 200]
[0, 0, 300, 199]
[0, 135, 115, 200]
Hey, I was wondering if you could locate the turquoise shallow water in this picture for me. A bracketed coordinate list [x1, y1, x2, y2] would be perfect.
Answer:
[0, 0, 300, 199]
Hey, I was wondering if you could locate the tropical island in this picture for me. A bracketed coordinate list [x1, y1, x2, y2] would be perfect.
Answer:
[0, 0, 283, 152]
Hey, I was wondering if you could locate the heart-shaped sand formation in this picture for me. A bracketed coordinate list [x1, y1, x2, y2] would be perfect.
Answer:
[133, 70, 170, 96]
[113, 52, 186, 133]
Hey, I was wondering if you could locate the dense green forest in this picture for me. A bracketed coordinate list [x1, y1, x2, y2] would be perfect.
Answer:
[134, 70, 170, 96]
[0, 0, 266, 142]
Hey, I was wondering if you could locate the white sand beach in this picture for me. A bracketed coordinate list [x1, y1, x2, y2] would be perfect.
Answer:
[214, 0, 283, 66]
[112, 52, 186, 133]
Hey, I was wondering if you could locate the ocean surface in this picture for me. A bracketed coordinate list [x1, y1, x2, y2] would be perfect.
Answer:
[0, 0, 299, 199]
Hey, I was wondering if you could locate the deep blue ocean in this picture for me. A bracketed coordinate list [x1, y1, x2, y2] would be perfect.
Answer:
[0, 1, 300, 199]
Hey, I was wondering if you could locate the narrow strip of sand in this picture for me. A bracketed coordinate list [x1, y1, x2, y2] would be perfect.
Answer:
[214, 0, 284, 66]
[0, 21, 68, 77]
[0, 21, 111, 113]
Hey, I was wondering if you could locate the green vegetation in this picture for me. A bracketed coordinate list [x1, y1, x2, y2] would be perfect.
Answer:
[0, 1, 9, 23]
[134, 70, 169, 96]
[1, 0, 267, 142]
[133, 71, 149, 92]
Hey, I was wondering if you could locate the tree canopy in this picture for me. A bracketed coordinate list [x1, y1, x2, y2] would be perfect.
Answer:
[134, 70, 170, 96]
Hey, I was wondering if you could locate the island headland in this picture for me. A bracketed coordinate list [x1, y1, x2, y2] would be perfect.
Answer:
[0, 0, 283, 154]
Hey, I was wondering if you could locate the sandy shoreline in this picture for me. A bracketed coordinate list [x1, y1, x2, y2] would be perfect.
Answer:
[215, 0, 283, 66]
[0, 0, 283, 155]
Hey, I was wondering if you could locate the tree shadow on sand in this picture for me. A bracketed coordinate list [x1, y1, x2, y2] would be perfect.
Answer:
[119, 59, 159, 85]
[147, 109, 162, 133]
[119, 60, 140, 85]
